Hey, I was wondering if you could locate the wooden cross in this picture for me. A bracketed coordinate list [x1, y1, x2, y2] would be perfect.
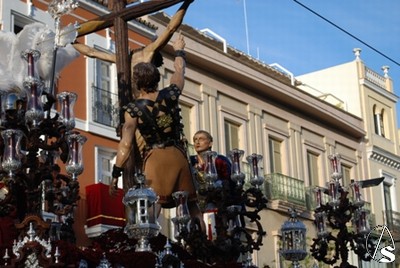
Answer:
[77, 0, 186, 189]
[77, 0, 184, 108]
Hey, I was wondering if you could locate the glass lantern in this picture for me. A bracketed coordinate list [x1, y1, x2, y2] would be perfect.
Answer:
[65, 133, 87, 180]
[328, 153, 342, 181]
[314, 212, 328, 239]
[350, 181, 365, 208]
[246, 153, 264, 189]
[57, 91, 77, 131]
[228, 148, 245, 187]
[1, 129, 24, 178]
[327, 180, 340, 209]
[123, 173, 161, 252]
[280, 210, 307, 268]
[171, 191, 191, 241]
[313, 187, 323, 209]
[354, 208, 370, 235]
[22, 49, 44, 128]
[202, 151, 218, 188]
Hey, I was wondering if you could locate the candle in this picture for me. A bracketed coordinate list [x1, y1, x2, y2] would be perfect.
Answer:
[359, 210, 369, 233]
[233, 152, 241, 173]
[205, 153, 216, 173]
[252, 155, 259, 176]
[315, 188, 322, 208]
[208, 217, 213, 241]
[329, 182, 336, 199]
[71, 138, 79, 165]
[63, 95, 70, 120]
[27, 53, 34, 77]
[329, 181, 340, 208]
[173, 191, 189, 218]
[353, 182, 361, 200]
[331, 156, 338, 173]
[8, 136, 15, 161]
[29, 84, 39, 110]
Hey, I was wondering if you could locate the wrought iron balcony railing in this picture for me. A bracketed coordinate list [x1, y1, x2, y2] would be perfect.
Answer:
[263, 174, 377, 227]
[264, 173, 306, 207]
[92, 85, 119, 128]
[385, 209, 400, 231]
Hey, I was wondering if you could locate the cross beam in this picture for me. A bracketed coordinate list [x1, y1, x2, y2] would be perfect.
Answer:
[77, 0, 184, 37]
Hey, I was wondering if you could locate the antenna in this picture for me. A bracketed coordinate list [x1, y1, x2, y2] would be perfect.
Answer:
[243, 0, 250, 55]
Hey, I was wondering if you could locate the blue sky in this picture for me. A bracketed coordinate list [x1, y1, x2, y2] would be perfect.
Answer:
[164, 0, 400, 126]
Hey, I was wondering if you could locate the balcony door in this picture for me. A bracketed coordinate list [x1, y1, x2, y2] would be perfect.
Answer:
[93, 58, 119, 128]
[307, 151, 319, 187]
[268, 137, 282, 174]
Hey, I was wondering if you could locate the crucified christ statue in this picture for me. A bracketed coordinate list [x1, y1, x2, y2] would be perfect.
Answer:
[73, 0, 193, 194]
[73, 0, 193, 98]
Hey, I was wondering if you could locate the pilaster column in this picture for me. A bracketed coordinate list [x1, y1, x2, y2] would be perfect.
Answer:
[288, 122, 302, 178]
[247, 105, 262, 154]
[200, 85, 219, 147]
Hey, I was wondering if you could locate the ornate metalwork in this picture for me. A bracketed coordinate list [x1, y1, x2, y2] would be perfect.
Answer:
[310, 154, 383, 268]
[123, 173, 161, 252]
[171, 150, 267, 264]
[92, 86, 120, 128]
[0, 43, 85, 264]
[280, 209, 307, 268]
[155, 239, 183, 268]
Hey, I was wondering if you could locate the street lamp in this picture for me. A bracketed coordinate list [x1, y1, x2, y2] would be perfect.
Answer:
[280, 209, 307, 268]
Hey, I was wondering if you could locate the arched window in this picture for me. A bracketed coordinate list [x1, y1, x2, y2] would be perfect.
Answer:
[380, 109, 386, 137]
[373, 105, 385, 137]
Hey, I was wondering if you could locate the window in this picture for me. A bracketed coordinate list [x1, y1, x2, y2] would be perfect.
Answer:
[307, 151, 319, 186]
[374, 113, 385, 137]
[341, 164, 351, 186]
[98, 60, 111, 91]
[224, 120, 240, 153]
[268, 137, 282, 173]
[92, 59, 119, 128]
[373, 105, 385, 137]
[383, 182, 393, 227]
[379, 111, 385, 137]
[96, 148, 117, 186]
[11, 12, 35, 34]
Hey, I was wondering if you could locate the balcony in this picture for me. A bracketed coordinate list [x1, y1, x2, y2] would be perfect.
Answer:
[264, 173, 307, 210]
[263, 173, 377, 225]
[385, 209, 400, 232]
[363, 201, 376, 228]
[92, 86, 119, 128]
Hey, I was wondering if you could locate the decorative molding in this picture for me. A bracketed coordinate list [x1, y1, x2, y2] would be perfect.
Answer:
[368, 148, 400, 171]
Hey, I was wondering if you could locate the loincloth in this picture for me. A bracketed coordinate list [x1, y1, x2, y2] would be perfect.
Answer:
[142, 145, 197, 208]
